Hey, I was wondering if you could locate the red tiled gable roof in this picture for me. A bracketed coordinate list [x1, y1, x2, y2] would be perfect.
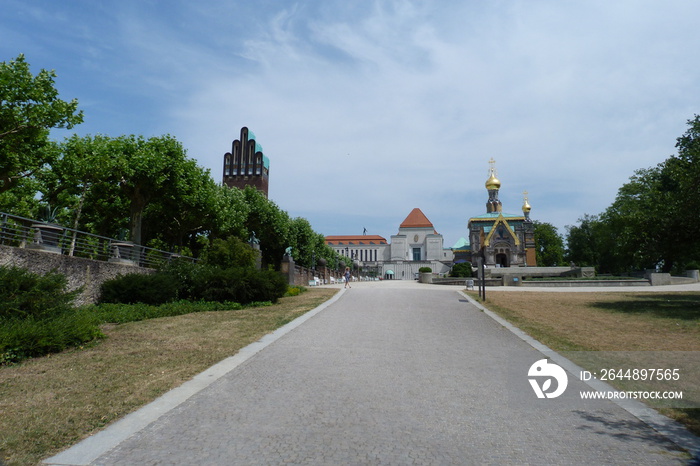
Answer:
[399, 208, 434, 228]
[325, 235, 388, 245]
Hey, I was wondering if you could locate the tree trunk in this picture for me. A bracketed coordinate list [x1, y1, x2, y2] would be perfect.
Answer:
[130, 196, 147, 246]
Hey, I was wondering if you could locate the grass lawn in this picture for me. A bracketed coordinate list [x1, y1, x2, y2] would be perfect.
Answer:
[469, 290, 700, 436]
[0, 287, 338, 466]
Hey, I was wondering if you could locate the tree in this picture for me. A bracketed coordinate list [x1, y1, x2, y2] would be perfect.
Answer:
[210, 184, 250, 240]
[0, 55, 83, 194]
[565, 214, 602, 268]
[0, 176, 41, 218]
[112, 134, 194, 246]
[39, 135, 119, 236]
[288, 217, 317, 268]
[142, 158, 220, 254]
[667, 114, 700, 268]
[242, 186, 290, 268]
[600, 166, 669, 272]
[533, 221, 564, 266]
[201, 236, 258, 269]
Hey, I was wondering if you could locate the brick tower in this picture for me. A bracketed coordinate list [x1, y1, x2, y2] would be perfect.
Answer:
[223, 127, 269, 197]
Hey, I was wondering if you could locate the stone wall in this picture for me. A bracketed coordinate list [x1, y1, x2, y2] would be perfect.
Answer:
[0, 244, 154, 305]
[280, 255, 343, 286]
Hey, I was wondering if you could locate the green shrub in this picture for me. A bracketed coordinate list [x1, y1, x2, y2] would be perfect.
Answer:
[100, 261, 287, 306]
[285, 286, 306, 297]
[418, 267, 432, 273]
[0, 309, 103, 365]
[99, 272, 179, 305]
[89, 300, 249, 324]
[0, 266, 104, 364]
[684, 260, 700, 270]
[450, 262, 473, 277]
[194, 267, 287, 304]
[0, 266, 79, 320]
[158, 259, 202, 300]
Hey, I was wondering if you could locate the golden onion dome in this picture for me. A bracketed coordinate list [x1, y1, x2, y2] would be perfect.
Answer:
[522, 191, 531, 213]
[485, 172, 501, 190]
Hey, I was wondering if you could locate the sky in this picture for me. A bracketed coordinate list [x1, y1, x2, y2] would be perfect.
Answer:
[3, 0, 700, 248]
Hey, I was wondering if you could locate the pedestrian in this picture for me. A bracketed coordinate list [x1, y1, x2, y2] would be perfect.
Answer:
[344, 267, 352, 288]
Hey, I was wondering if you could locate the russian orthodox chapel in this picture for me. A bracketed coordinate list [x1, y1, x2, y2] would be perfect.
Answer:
[468, 159, 536, 267]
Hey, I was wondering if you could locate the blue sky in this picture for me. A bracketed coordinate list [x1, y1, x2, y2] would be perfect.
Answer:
[3, 0, 700, 247]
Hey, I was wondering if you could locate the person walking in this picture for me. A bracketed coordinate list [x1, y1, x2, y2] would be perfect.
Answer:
[343, 267, 352, 288]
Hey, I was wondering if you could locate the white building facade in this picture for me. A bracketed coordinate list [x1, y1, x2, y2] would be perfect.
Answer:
[325, 208, 453, 280]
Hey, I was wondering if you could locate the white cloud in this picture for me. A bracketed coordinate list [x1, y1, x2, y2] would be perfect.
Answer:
[4, 0, 699, 246]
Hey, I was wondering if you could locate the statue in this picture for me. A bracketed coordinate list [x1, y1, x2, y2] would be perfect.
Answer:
[285, 246, 292, 256]
[248, 230, 260, 245]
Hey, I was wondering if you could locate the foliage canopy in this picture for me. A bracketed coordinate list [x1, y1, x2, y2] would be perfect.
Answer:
[566, 115, 700, 274]
[0, 54, 83, 194]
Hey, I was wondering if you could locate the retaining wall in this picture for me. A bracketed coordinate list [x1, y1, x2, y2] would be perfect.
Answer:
[520, 280, 650, 288]
[0, 244, 153, 305]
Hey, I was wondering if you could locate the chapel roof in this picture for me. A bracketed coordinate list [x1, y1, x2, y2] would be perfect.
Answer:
[452, 237, 470, 249]
[469, 212, 523, 221]
[399, 208, 434, 229]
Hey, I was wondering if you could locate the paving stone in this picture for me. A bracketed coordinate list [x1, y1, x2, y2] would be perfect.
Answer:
[52, 284, 693, 465]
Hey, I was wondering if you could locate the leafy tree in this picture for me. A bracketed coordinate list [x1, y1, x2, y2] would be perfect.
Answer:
[565, 214, 602, 268]
[315, 236, 338, 268]
[0, 176, 41, 218]
[38, 135, 122, 254]
[142, 158, 220, 254]
[288, 217, 317, 268]
[210, 184, 250, 240]
[565, 117, 700, 274]
[242, 186, 290, 268]
[0, 55, 83, 194]
[201, 236, 258, 269]
[114, 135, 187, 245]
[600, 166, 669, 272]
[667, 114, 700, 269]
[533, 221, 564, 266]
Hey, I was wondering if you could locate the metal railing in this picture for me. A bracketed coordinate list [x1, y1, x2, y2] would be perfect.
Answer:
[0, 211, 196, 269]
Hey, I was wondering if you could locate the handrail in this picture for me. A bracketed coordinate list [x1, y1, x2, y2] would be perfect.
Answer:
[0, 211, 196, 268]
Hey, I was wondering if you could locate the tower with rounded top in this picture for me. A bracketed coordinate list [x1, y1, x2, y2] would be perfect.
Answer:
[485, 157, 502, 213]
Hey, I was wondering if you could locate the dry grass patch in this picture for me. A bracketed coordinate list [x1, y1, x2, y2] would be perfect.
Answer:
[476, 291, 700, 351]
[470, 290, 700, 436]
[0, 287, 337, 466]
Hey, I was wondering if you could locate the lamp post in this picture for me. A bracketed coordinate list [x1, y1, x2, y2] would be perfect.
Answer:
[479, 247, 486, 300]
[351, 251, 359, 281]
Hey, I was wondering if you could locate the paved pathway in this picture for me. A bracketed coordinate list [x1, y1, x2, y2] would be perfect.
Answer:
[46, 281, 698, 465]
